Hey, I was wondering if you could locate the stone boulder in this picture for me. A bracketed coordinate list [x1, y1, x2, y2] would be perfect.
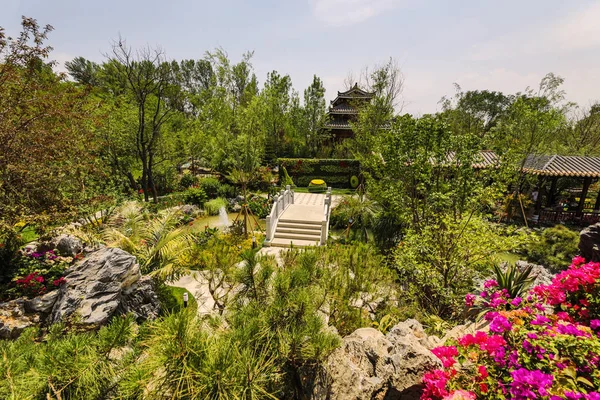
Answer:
[579, 223, 600, 262]
[0, 299, 40, 339]
[49, 234, 83, 257]
[22, 234, 83, 257]
[515, 260, 554, 287]
[310, 320, 442, 400]
[50, 247, 159, 325]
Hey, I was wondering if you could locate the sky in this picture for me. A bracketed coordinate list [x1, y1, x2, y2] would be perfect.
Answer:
[3, 0, 600, 115]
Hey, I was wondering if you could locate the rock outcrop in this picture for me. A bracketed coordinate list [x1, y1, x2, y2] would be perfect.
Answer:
[49, 234, 83, 257]
[515, 260, 555, 287]
[579, 223, 600, 262]
[22, 234, 84, 257]
[0, 299, 40, 339]
[0, 247, 160, 338]
[50, 247, 159, 325]
[310, 320, 442, 400]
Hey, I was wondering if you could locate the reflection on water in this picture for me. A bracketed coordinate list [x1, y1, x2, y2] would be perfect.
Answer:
[191, 212, 266, 231]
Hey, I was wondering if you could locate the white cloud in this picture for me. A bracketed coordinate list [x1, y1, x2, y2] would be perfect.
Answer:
[310, 0, 407, 27]
[552, 2, 600, 51]
[470, 2, 600, 61]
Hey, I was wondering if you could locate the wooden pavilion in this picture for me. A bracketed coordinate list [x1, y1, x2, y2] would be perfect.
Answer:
[524, 155, 600, 224]
[325, 83, 374, 141]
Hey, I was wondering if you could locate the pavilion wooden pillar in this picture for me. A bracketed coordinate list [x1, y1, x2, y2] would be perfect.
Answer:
[535, 176, 544, 213]
[577, 177, 592, 216]
[595, 188, 600, 211]
[546, 176, 559, 207]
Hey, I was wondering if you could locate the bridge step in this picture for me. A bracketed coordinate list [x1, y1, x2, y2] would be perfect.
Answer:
[276, 227, 322, 235]
[270, 238, 320, 248]
[274, 232, 322, 241]
[278, 218, 323, 226]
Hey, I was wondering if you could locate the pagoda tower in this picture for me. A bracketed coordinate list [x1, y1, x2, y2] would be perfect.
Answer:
[325, 83, 374, 140]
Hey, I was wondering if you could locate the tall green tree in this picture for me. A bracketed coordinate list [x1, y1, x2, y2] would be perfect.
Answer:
[263, 70, 292, 159]
[303, 75, 328, 156]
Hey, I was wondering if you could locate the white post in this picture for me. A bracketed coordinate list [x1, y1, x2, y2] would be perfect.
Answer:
[266, 215, 272, 241]
[321, 220, 327, 245]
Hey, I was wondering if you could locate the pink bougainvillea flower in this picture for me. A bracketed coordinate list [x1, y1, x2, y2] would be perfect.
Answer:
[432, 346, 458, 368]
[442, 390, 476, 400]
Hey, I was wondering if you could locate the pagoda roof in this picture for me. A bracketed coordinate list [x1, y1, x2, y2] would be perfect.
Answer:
[324, 120, 352, 129]
[330, 83, 374, 105]
[329, 103, 359, 114]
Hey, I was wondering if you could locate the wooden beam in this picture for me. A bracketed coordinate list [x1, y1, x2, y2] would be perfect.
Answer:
[535, 176, 544, 213]
[595, 188, 600, 211]
[547, 176, 558, 207]
[577, 177, 592, 216]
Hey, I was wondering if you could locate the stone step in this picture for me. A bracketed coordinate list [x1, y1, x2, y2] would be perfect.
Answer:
[270, 238, 321, 248]
[278, 218, 323, 226]
[274, 232, 322, 241]
[276, 226, 322, 235]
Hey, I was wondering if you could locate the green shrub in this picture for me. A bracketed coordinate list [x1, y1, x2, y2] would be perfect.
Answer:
[308, 179, 327, 193]
[198, 177, 221, 199]
[183, 187, 207, 207]
[279, 158, 360, 188]
[247, 195, 271, 218]
[204, 198, 228, 216]
[179, 173, 197, 189]
[217, 183, 237, 199]
[525, 225, 579, 272]
[281, 166, 296, 188]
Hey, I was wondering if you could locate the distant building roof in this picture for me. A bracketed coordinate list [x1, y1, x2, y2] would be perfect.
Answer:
[329, 83, 375, 106]
[522, 155, 600, 178]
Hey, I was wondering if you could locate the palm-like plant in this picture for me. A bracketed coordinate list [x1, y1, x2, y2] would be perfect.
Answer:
[103, 202, 192, 281]
[330, 196, 379, 242]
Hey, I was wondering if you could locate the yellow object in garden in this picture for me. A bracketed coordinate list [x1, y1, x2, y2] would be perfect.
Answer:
[310, 179, 325, 185]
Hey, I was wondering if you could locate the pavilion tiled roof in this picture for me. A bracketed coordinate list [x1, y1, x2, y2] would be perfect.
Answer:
[324, 120, 351, 129]
[329, 104, 358, 114]
[522, 155, 600, 177]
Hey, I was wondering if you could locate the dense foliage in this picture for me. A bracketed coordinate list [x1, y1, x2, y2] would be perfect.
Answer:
[278, 158, 360, 188]
[525, 225, 579, 273]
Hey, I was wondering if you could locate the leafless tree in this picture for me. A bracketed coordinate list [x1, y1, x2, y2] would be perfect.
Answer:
[344, 58, 404, 112]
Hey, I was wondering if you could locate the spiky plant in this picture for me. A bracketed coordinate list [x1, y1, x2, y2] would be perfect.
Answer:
[103, 203, 192, 282]
[492, 262, 536, 300]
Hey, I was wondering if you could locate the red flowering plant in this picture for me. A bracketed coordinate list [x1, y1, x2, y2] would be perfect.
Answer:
[423, 257, 600, 400]
[5, 248, 72, 299]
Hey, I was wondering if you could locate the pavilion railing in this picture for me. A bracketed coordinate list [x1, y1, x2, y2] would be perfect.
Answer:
[536, 209, 600, 226]
[265, 185, 294, 243]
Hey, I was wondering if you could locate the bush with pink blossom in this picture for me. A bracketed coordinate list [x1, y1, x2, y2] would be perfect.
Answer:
[422, 257, 600, 400]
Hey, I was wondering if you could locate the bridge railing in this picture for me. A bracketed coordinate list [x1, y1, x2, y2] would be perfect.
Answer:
[265, 185, 294, 243]
[320, 187, 332, 245]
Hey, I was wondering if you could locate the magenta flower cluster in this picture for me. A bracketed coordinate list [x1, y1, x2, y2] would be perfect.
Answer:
[422, 257, 600, 400]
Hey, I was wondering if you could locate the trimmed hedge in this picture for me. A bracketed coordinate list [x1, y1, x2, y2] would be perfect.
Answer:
[278, 158, 360, 188]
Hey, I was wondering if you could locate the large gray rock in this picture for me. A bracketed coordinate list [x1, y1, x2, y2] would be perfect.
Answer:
[50, 247, 158, 325]
[0, 299, 40, 339]
[579, 223, 600, 262]
[515, 260, 555, 287]
[49, 234, 83, 257]
[310, 320, 441, 400]
[118, 276, 160, 322]
[22, 234, 83, 257]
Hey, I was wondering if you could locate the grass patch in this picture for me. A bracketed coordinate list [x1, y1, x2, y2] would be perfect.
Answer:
[204, 198, 228, 216]
[157, 285, 197, 314]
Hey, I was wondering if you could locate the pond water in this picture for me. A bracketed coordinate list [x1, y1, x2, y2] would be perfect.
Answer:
[191, 211, 266, 232]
